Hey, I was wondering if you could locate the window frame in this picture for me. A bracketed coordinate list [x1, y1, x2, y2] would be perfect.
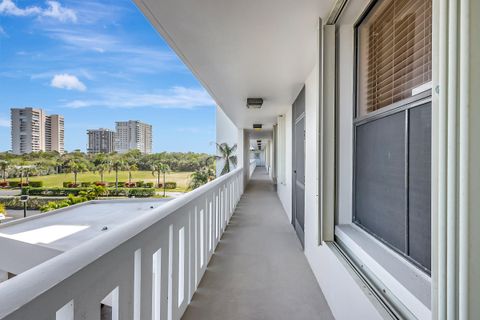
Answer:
[353, 0, 433, 121]
[351, 0, 433, 275]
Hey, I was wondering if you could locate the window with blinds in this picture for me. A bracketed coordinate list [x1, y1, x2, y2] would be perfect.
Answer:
[357, 0, 432, 116]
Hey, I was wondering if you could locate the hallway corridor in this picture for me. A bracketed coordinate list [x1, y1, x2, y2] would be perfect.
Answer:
[182, 168, 334, 320]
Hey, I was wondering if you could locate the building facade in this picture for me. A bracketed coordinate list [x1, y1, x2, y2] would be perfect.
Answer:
[11, 107, 45, 155]
[87, 128, 116, 154]
[11, 108, 64, 155]
[45, 114, 65, 154]
[115, 120, 152, 154]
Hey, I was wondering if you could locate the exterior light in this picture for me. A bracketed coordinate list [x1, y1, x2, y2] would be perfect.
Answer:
[253, 124, 262, 131]
[246, 98, 264, 109]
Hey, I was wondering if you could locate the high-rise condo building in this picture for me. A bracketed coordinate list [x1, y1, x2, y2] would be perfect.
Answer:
[45, 114, 65, 154]
[10, 107, 64, 155]
[115, 121, 152, 154]
[87, 128, 116, 154]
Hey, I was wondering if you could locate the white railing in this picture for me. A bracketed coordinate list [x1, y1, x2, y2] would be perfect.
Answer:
[0, 168, 243, 320]
[249, 159, 256, 178]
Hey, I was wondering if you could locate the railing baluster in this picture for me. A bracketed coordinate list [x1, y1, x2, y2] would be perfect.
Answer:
[0, 169, 244, 320]
[140, 247, 153, 320]
[188, 207, 194, 304]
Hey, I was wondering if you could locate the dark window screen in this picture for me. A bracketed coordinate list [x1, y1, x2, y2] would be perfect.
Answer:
[354, 112, 407, 252]
[354, 103, 431, 272]
[408, 104, 431, 270]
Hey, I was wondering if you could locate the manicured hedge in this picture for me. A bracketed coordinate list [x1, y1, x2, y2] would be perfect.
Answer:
[23, 187, 155, 198]
[164, 181, 177, 189]
[0, 196, 65, 210]
[128, 188, 156, 197]
[9, 181, 29, 188]
[28, 181, 44, 187]
[24, 187, 83, 196]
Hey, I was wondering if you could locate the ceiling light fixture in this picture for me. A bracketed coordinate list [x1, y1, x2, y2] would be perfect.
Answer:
[253, 124, 262, 132]
[246, 98, 264, 109]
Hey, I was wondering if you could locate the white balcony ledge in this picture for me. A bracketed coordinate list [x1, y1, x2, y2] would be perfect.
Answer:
[0, 168, 243, 320]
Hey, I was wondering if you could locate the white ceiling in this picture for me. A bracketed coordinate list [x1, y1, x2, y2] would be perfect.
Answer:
[135, 0, 334, 129]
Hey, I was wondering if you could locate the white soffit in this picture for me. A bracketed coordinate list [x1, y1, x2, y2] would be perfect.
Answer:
[135, 0, 334, 129]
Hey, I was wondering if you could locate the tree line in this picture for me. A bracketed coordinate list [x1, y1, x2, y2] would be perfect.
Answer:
[0, 143, 237, 191]
[0, 150, 215, 180]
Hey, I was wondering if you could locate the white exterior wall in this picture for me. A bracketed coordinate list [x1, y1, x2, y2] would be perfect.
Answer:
[276, 108, 292, 222]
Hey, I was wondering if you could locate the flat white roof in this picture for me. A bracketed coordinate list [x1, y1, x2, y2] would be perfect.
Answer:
[0, 199, 170, 274]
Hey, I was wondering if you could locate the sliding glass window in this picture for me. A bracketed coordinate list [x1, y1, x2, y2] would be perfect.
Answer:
[353, 0, 432, 272]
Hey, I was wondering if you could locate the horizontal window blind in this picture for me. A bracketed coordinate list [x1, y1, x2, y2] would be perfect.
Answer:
[358, 0, 432, 116]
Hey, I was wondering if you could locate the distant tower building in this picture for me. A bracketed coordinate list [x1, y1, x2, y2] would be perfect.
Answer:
[11, 108, 64, 155]
[87, 128, 116, 154]
[11, 107, 64, 155]
[11, 107, 45, 154]
[45, 114, 65, 154]
[115, 120, 152, 154]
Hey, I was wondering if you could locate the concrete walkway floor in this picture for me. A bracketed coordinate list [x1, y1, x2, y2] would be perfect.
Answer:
[182, 168, 334, 320]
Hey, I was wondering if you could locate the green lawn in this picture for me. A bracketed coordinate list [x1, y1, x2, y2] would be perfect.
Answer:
[8, 171, 193, 191]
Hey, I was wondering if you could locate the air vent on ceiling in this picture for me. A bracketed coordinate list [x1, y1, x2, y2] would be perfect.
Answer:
[246, 98, 264, 109]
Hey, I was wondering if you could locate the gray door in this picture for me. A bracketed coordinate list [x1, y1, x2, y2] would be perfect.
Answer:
[292, 87, 306, 247]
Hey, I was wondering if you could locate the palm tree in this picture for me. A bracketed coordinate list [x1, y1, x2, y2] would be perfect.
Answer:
[93, 154, 112, 183]
[215, 143, 237, 175]
[189, 166, 215, 190]
[151, 161, 170, 197]
[111, 158, 124, 192]
[123, 154, 138, 184]
[23, 165, 37, 184]
[96, 162, 110, 183]
[64, 158, 89, 185]
[0, 160, 8, 182]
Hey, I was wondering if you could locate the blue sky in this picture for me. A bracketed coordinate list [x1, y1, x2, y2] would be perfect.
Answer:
[0, 0, 216, 153]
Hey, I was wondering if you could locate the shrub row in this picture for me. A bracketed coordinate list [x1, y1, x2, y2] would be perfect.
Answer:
[162, 182, 177, 189]
[2, 180, 176, 190]
[23, 187, 156, 198]
[0, 196, 65, 210]
[62, 181, 156, 188]
[2, 181, 44, 188]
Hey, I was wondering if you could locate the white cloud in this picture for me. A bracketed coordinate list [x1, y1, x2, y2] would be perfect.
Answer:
[51, 73, 86, 91]
[0, 0, 40, 16]
[0, 25, 6, 36]
[0, 116, 10, 127]
[65, 86, 215, 109]
[42, 1, 77, 22]
[0, 0, 76, 22]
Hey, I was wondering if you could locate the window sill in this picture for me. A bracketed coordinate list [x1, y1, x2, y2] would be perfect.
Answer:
[335, 224, 431, 320]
